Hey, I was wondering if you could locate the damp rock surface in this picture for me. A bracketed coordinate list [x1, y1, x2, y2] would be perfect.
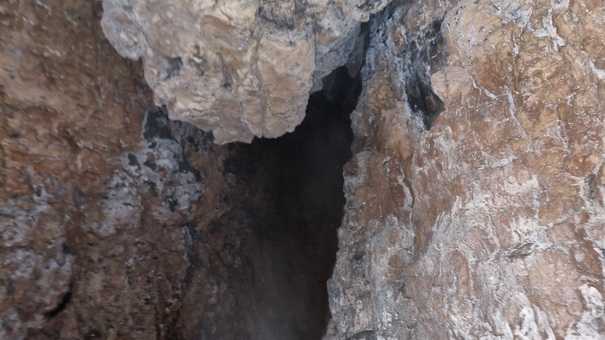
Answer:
[100, 0, 388, 143]
[326, 0, 605, 339]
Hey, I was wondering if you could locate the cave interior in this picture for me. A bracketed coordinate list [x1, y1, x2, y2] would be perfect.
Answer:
[203, 66, 361, 339]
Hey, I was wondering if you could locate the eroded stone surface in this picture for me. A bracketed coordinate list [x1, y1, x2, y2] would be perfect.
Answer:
[100, 0, 390, 143]
[3, 0, 605, 339]
[326, 0, 605, 339]
[1, 2, 358, 339]
[0, 1, 229, 339]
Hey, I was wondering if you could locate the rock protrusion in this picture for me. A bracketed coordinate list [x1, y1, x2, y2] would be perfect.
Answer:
[101, 0, 391, 143]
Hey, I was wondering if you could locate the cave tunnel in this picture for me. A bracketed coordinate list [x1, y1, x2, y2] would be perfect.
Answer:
[202, 66, 361, 339]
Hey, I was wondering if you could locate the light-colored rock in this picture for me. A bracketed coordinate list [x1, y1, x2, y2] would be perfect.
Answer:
[101, 0, 387, 143]
[327, 0, 605, 339]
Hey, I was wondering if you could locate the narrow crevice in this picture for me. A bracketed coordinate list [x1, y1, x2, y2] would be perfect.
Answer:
[402, 18, 446, 130]
[198, 66, 360, 339]
[44, 286, 73, 318]
[370, 2, 447, 130]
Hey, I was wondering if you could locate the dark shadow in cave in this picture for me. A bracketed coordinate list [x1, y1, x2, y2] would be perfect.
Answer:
[402, 19, 446, 130]
[205, 66, 360, 339]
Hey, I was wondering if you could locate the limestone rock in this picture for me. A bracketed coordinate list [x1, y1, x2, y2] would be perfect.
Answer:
[326, 0, 605, 338]
[100, 0, 387, 143]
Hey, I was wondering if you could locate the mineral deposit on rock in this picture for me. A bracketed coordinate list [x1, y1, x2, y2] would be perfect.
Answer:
[326, 0, 605, 339]
[3, 0, 605, 339]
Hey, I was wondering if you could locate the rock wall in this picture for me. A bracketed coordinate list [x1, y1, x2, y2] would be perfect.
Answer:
[1, 2, 355, 339]
[326, 0, 605, 338]
[2, 0, 605, 339]
[1, 1, 230, 339]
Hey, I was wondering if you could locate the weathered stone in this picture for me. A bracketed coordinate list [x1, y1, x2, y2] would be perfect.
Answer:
[3, 0, 605, 339]
[326, 0, 605, 339]
[0, 1, 229, 339]
[100, 0, 384, 143]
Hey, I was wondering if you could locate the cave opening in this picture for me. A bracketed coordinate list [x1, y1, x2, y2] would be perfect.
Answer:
[205, 66, 361, 339]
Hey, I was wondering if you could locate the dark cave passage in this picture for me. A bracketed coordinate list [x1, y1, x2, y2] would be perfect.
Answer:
[206, 66, 360, 339]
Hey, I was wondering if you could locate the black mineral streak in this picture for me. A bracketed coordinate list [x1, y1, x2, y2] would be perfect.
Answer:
[44, 290, 72, 318]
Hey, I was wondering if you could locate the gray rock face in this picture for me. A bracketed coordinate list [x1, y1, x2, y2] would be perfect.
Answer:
[101, 0, 390, 143]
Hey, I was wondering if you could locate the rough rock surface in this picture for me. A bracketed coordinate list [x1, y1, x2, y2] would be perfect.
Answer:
[100, 0, 390, 143]
[2, 2, 355, 339]
[1, 1, 229, 339]
[326, 0, 605, 338]
[3, 0, 605, 339]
